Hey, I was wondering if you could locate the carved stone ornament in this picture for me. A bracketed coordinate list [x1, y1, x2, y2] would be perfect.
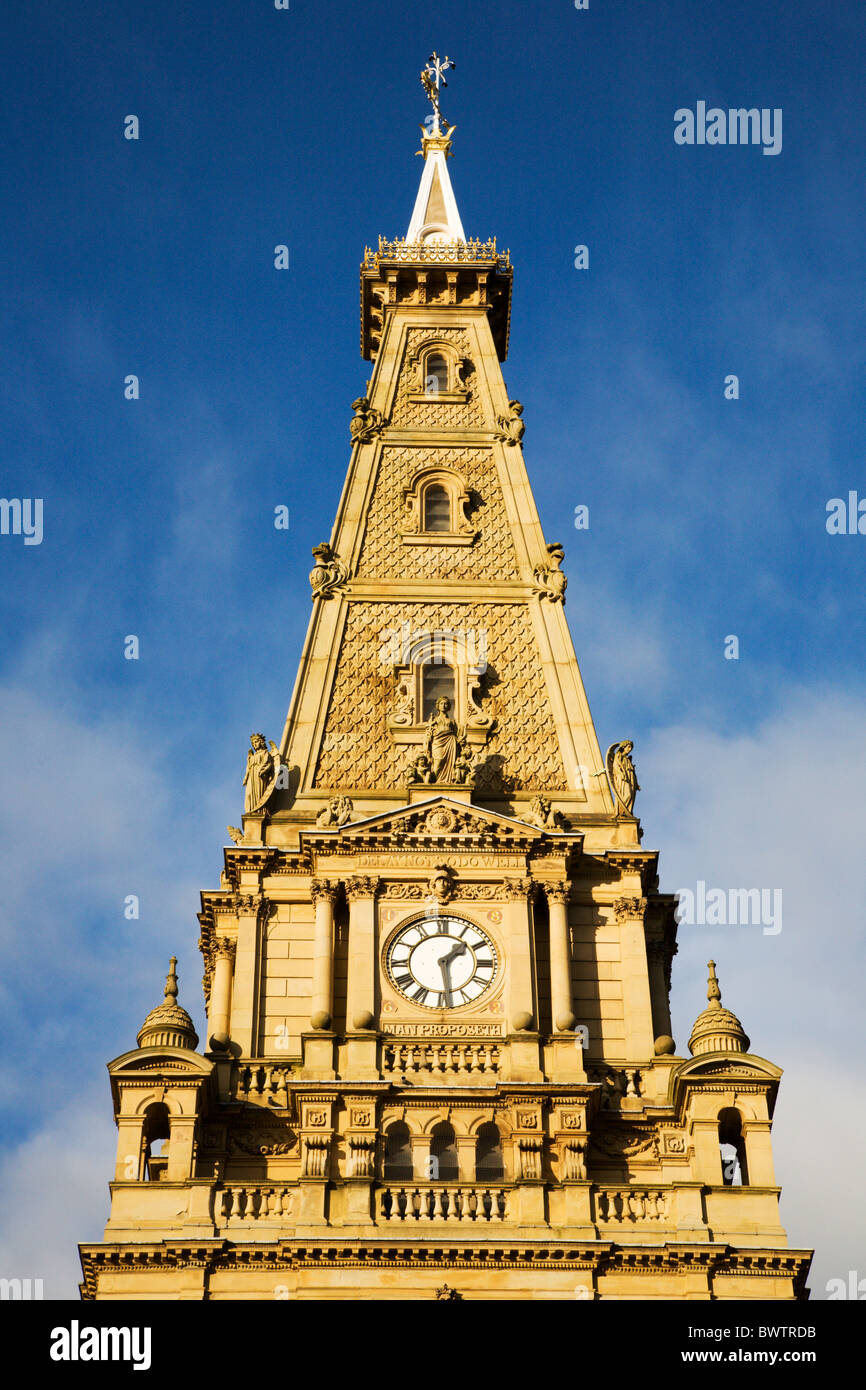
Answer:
[243, 733, 281, 814]
[316, 795, 354, 828]
[344, 875, 380, 902]
[544, 880, 571, 907]
[310, 879, 339, 905]
[350, 395, 387, 445]
[434, 1284, 463, 1302]
[427, 863, 455, 903]
[229, 1129, 297, 1157]
[526, 794, 569, 831]
[612, 896, 648, 924]
[606, 740, 640, 816]
[590, 1126, 658, 1159]
[495, 398, 525, 446]
[533, 542, 567, 604]
[214, 936, 237, 964]
[309, 543, 349, 601]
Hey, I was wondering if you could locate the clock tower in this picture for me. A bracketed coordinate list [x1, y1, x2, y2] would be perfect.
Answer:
[79, 60, 812, 1301]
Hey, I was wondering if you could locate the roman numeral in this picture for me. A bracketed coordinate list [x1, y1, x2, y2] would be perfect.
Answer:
[412, 986, 428, 1004]
[475, 957, 493, 968]
[395, 974, 412, 989]
[436, 920, 449, 933]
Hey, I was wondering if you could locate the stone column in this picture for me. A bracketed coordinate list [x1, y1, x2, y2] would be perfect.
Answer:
[310, 879, 338, 1030]
[504, 880, 543, 1083]
[344, 876, 379, 1029]
[207, 937, 236, 1050]
[546, 881, 575, 1032]
[613, 896, 655, 1060]
[231, 893, 263, 1056]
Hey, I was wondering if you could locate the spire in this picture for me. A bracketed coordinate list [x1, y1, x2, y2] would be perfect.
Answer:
[688, 960, 750, 1056]
[406, 53, 466, 244]
[136, 956, 199, 1052]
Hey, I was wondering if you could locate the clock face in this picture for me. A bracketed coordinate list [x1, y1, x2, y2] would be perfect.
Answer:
[386, 916, 498, 1009]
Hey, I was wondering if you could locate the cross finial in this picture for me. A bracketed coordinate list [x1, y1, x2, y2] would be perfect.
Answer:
[420, 52, 455, 136]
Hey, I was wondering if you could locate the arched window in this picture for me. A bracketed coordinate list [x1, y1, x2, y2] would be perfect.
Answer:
[475, 1123, 504, 1180]
[718, 1107, 748, 1186]
[421, 661, 455, 721]
[424, 353, 449, 396]
[429, 1122, 459, 1181]
[384, 1122, 413, 1180]
[142, 1102, 170, 1182]
[423, 483, 451, 532]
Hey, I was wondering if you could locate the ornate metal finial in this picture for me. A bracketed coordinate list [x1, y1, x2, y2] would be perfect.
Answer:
[420, 52, 455, 136]
[706, 960, 721, 1007]
[164, 956, 179, 1003]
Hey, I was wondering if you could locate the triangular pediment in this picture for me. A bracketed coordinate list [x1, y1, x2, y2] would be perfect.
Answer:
[301, 795, 580, 851]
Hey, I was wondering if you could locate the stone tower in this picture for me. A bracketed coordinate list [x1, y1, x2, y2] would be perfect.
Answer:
[79, 63, 812, 1301]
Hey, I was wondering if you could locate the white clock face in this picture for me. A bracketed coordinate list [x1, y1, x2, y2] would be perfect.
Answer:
[386, 916, 498, 1009]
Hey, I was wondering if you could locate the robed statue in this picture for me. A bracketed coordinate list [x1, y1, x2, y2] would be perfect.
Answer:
[606, 740, 639, 816]
[243, 733, 280, 814]
[425, 697, 462, 783]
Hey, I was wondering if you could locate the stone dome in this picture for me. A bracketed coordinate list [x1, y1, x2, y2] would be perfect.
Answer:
[137, 957, 199, 1051]
[688, 961, 750, 1056]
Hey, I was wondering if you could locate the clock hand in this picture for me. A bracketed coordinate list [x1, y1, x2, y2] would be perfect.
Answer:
[438, 940, 467, 1006]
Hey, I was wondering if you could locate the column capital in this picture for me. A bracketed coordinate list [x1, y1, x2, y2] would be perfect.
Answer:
[344, 875, 381, 902]
[612, 895, 648, 923]
[310, 878, 339, 905]
[214, 936, 237, 963]
[545, 880, 572, 906]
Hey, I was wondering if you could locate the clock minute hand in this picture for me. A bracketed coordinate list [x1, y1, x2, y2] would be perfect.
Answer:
[438, 940, 467, 1006]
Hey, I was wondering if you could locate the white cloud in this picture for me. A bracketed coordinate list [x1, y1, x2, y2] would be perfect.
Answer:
[0, 1088, 115, 1300]
[641, 687, 866, 1297]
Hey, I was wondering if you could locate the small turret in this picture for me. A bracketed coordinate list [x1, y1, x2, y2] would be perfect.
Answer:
[688, 960, 750, 1056]
[136, 957, 199, 1051]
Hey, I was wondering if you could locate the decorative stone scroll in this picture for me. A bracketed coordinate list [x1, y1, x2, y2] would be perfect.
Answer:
[533, 543, 567, 604]
[309, 543, 348, 601]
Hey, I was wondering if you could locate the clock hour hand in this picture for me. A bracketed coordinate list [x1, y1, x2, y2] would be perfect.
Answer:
[438, 940, 467, 1007]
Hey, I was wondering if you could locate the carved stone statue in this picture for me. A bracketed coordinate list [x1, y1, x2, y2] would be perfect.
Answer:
[405, 752, 434, 787]
[606, 740, 640, 816]
[424, 697, 462, 783]
[495, 399, 525, 446]
[243, 734, 280, 814]
[527, 794, 568, 831]
[309, 543, 348, 601]
[349, 396, 386, 445]
[533, 542, 567, 603]
[315, 796, 354, 828]
[453, 740, 475, 786]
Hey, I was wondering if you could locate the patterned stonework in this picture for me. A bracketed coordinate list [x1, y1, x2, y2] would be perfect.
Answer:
[356, 447, 520, 583]
[313, 602, 567, 794]
[390, 328, 485, 429]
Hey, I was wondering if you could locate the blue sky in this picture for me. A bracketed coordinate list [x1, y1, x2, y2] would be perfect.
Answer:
[1, 0, 864, 1298]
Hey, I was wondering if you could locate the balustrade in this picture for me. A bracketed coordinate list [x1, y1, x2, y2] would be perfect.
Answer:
[381, 1041, 501, 1076]
[378, 1185, 508, 1222]
[594, 1188, 669, 1222]
[218, 1185, 294, 1222]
